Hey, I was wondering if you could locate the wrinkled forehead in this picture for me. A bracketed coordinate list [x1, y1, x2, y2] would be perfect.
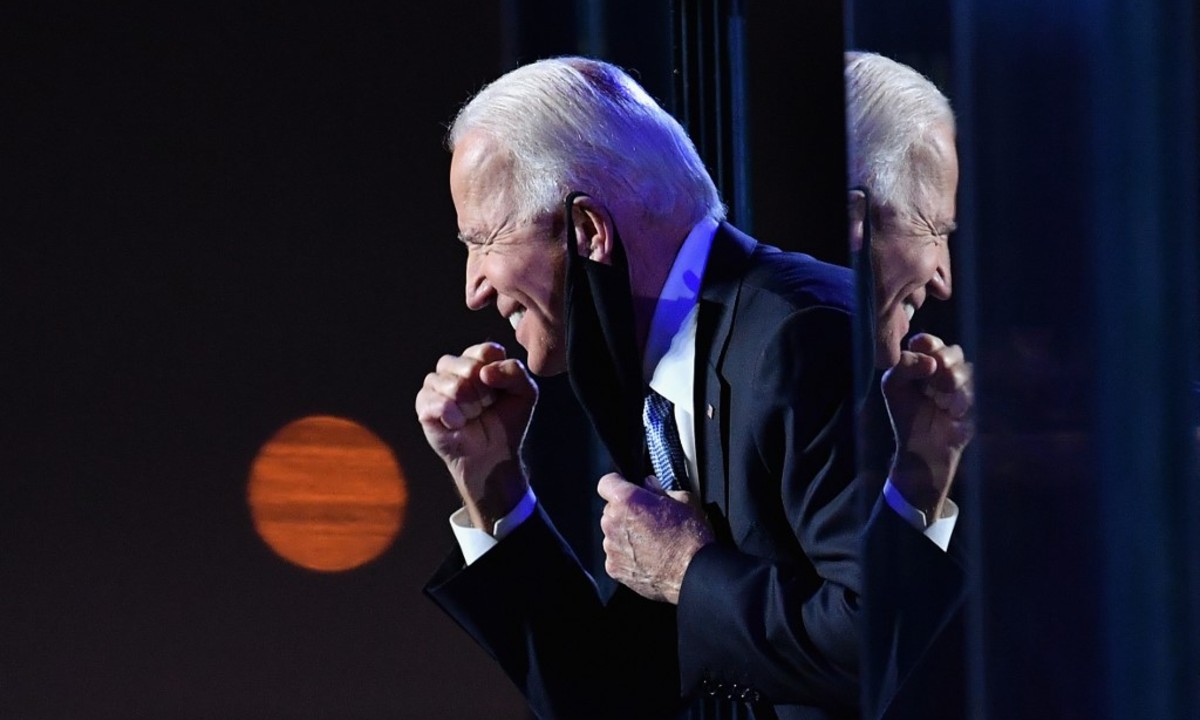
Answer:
[928, 122, 959, 186]
[450, 132, 520, 210]
[451, 131, 510, 184]
[927, 126, 959, 220]
[897, 124, 959, 223]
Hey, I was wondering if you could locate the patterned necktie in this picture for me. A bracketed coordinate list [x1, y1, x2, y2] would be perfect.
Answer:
[643, 389, 687, 492]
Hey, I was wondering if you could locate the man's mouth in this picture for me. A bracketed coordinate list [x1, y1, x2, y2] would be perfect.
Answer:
[508, 308, 526, 330]
[903, 300, 916, 322]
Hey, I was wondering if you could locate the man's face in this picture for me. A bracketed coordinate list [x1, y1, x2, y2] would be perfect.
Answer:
[449, 131, 568, 376]
[872, 123, 958, 368]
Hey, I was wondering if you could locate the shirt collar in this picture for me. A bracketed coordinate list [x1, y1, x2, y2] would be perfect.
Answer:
[644, 217, 719, 411]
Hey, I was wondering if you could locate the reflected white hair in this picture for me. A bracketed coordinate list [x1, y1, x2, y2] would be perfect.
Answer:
[845, 51, 955, 217]
[447, 56, 725, 226]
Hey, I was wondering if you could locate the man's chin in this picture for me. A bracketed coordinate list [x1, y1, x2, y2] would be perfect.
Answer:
[534, 366, 568, 378]
[526, 353, 568, 378]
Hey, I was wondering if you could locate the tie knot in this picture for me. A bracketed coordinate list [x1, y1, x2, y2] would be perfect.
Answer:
[644, 388, 674, 424]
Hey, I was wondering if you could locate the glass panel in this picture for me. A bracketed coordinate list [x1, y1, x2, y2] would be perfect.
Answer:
[850, 1, 1200, 717]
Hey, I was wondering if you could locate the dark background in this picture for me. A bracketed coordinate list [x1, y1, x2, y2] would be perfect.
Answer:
[4, 2, 527, 717]
[852, 0, 1200, 717]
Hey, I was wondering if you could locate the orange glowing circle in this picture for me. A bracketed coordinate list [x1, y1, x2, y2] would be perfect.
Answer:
[248, 415, 407, 572]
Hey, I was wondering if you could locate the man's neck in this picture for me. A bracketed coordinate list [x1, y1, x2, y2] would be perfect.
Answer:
[626, 222, 692, 359]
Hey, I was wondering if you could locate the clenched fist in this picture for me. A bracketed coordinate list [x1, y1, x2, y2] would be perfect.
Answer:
[597, 473, 714, 605]
[415, 341, 538, 532]
[882, 333, 975, 522]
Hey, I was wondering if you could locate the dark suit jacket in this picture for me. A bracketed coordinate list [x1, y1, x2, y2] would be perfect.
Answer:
[856, 375, 969, 720]
[862, 496, 967, 720]
[427, 224, 861, 719]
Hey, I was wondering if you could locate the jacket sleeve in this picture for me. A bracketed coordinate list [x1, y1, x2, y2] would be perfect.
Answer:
[675, 305, 863, 714]
[425, 505, 683, 720]
[861, 496, 967, 720]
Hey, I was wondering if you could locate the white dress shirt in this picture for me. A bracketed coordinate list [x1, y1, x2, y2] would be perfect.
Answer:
[884, 480, 957, 550]
[640, 216, 719, 492]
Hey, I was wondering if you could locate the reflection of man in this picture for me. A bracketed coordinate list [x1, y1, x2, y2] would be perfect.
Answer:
[844, 52, 974, 719]
[416, 57, 862, 719]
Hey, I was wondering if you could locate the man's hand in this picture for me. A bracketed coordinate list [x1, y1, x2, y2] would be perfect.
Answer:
[415, 341, 538, 532]
[882, 333, 975, 522]
[597, 473, 715, 605]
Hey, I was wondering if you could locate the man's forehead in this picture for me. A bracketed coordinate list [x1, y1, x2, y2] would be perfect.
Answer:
[451, 130, 511, 179]
[450, 131, 521, 229]
[910, 133, 959, 232]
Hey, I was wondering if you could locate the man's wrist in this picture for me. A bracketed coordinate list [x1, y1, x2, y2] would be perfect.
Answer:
[458, 459, 529, 531]
[883, 479, 959, 551]
[451, 486, 538, 565]
[888, 450, 954, 520]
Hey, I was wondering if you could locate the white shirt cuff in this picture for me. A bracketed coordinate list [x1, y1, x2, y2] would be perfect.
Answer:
[882, 479, 959, 552]
[449, 486, 538, 565]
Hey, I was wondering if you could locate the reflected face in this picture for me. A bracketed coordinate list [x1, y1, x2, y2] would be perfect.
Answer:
[449, 131, 568, 376]
[872, 122, 958, 368]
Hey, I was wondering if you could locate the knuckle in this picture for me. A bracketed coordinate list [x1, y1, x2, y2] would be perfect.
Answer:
[600, 513, 617, 534]
[440, 392, 463, 413]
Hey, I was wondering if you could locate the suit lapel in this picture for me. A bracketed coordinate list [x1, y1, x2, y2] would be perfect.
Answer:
[693, 223, 755, 517]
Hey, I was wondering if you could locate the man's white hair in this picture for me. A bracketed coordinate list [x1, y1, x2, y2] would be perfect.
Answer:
[845, 51, 955, 217]
[447, 56, 725, 226]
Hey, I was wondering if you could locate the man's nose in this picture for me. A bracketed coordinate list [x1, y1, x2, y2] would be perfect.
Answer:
[465, 255, 492, 310]
[929, 245, 953, 300]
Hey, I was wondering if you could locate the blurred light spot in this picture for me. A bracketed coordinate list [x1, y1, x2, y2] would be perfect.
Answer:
[248, 415, 406, 572]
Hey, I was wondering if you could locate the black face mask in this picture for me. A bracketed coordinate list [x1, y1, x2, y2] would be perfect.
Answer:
[562, 191, 647, 481]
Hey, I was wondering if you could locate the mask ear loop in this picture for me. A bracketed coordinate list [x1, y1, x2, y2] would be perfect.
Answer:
[560, 189, 646, 481]
[563, 191, 629, 269]
[563, 191, 589, 259]
[850, 185, 879, 405]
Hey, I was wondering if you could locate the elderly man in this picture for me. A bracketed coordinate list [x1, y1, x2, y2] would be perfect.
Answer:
[417, 57, 861, 719]
[844, 51, 974, 719]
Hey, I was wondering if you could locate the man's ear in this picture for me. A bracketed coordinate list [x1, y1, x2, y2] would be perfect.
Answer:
[569, 195, 614, 265]
[847, 189, 867, 254]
